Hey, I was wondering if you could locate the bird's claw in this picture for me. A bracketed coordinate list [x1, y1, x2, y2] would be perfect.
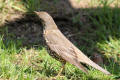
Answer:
[50, 75, 65, 80]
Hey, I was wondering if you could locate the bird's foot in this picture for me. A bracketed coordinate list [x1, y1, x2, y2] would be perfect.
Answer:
[50, 75, 65, 80]
[50, 64, 66, 80]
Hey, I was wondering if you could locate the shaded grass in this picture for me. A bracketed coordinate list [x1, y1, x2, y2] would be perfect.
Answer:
[88, 2, 120, 60]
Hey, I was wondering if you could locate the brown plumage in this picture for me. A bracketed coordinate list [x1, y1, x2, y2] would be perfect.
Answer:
[35, 11, 110, 75]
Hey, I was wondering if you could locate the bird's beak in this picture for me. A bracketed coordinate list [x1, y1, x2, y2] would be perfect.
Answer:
[34, 11, 38, 14]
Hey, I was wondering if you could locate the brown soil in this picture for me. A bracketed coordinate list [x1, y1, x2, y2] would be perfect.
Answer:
[1, 0, 92, 45]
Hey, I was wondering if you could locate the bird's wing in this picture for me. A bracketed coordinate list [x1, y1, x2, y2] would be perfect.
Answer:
[45, 30, 110, 75]
[48, 40, 88, 73]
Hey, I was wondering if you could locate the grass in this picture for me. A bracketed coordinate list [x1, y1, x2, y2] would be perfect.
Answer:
[0, 35, 115, 80]
[0, 0, 120, 80]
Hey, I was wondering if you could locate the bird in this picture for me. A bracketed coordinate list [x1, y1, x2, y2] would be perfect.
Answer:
[34, 11, 110, 76]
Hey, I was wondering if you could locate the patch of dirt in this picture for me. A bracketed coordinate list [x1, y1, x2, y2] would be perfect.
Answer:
[3, 14, 44, 46]
[0, 0, 97, 54]
[0, 0, 95, 55]
[69, 0, 91, 8]
[2, 13, 81, 46]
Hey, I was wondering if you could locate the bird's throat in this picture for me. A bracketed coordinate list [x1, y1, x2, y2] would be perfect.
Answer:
[43, 22, 58, 30]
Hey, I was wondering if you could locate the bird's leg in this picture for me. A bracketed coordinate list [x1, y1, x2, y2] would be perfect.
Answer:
[51, 62, 66, 79]
[57, 63, 65, 77]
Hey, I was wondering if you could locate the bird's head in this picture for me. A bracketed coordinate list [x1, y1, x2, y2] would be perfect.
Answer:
[34, 11, 53, 23]
[34, 11, 57, 29]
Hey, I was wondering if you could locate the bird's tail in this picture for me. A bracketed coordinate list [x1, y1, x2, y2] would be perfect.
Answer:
[76, 48, 110, 75]
[72, 60, 88, 73]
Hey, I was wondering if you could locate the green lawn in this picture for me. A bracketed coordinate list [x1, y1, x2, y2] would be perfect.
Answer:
[0, 36, 115, 80]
